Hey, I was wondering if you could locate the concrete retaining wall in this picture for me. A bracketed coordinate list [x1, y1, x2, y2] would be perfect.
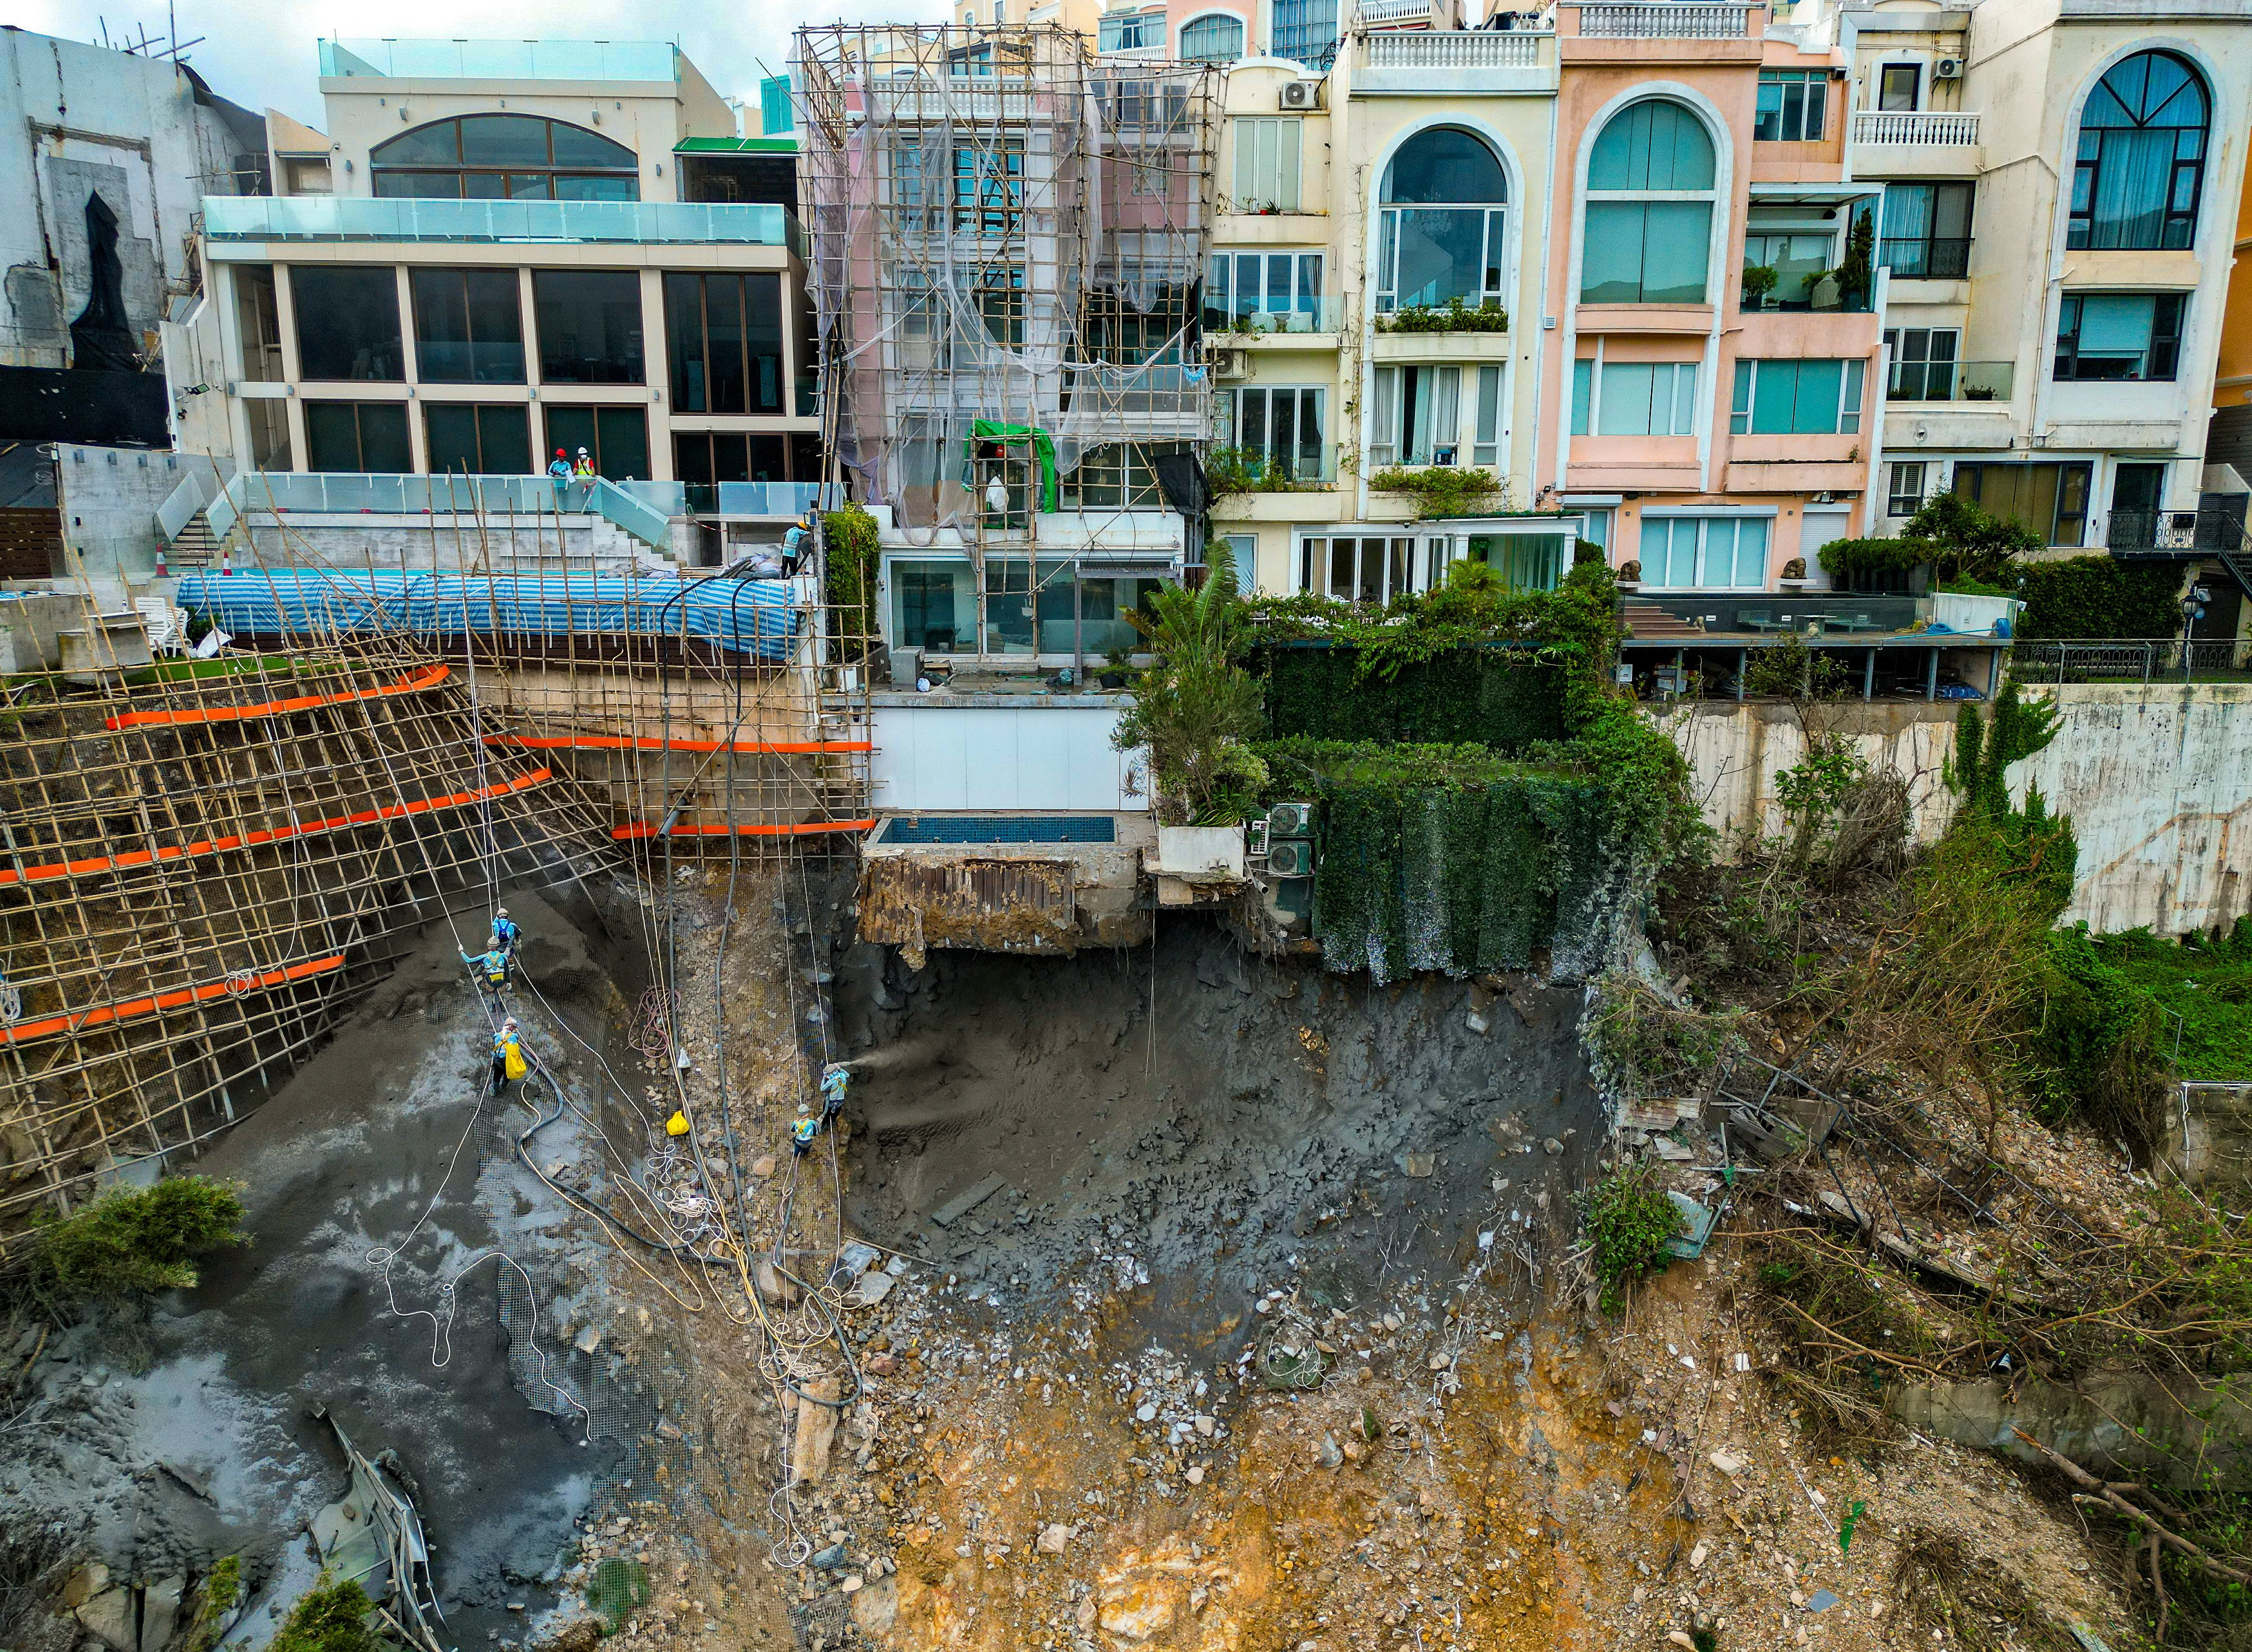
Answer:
[1657, 682, 2252, 935]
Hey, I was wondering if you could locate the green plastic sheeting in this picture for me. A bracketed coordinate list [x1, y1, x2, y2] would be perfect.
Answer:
[964, 419, 1059, 513]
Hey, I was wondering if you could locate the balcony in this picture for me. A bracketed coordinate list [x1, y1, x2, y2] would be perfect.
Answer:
[1885, 360, 2012, 403]
[318, 38, 680, 82]
[1204, 298, 1343, 338]
[1561, 2, 1764, 39]
[1354, 0, 1464, 26]
[2106, 507, 2249, 557]
[1354, 27, 1554, 91]
[1878, 237, 1971, 282]
[1851, 110, 1980, 147]
[200, 194, 791, 247]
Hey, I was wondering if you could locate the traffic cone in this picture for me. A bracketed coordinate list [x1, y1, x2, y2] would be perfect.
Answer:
[154, 541, 168, 578]
[220, 543, 233, 577]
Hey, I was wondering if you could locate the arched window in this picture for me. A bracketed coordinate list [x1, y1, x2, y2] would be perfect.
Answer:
[1376, 127, 1507, 313]
[1178, 14, 1245, 61]
[2071, 50, 2208, 250]
[371, 115, 640, 201]
[1581, 101, 1716, 305]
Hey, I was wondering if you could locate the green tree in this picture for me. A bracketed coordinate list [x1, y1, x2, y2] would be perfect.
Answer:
[1113, 541, 1269, 824]
[1903, 491, 2042, 586]
[267, 1581, 376, 1652]
[35, 1177, 248, 1301]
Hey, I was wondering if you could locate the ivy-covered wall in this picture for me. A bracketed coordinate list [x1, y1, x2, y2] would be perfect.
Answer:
[1260, 645, 1567, 750]
[2015, 557, 2184, 640]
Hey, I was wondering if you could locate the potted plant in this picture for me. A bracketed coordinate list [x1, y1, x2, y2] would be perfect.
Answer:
[1099, 643, 1132, 690]
[1740, 264, 1779, 311]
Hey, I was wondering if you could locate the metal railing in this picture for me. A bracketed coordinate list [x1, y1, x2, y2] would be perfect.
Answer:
[1569, 2, 1761, 37]
[201, 194, 791, 247]
[1885, 358, 2012, 402]
[2106, 507, 2250, 555]
[1851, 109, 1981, 146]
[1879, 236, 1971, 281]
[2008, 638, 2252, 684]
[1359, 29, 1545, 67]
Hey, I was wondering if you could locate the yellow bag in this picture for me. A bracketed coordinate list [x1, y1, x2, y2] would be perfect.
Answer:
[503, 1039, 527, 1081]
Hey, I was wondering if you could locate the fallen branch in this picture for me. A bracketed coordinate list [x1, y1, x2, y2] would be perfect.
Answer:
[2010, 1427, 2252, 1589]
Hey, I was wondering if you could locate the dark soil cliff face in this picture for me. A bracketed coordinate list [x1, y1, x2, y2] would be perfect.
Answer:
[833, 919, 1603, 1338]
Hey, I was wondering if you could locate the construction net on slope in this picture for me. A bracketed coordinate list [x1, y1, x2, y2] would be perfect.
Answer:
[793, 24, 1220, 556]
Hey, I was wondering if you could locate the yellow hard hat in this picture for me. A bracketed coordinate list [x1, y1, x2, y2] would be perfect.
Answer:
[666, 1110, 690, 1137]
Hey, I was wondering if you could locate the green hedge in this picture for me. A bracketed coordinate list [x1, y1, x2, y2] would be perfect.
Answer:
[1283, 755, 1610, 983]
[2014, 557, 2183, 640]
[1260, 646, 1566, 751]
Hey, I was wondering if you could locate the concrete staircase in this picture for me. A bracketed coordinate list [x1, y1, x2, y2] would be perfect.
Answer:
[1618, 600, 1706, 642]
[164, 514, 220, 571]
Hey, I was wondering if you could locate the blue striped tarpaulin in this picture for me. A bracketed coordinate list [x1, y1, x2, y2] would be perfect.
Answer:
[176, 570, 804, 662]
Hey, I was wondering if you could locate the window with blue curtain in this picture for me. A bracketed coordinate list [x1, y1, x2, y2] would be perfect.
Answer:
[2054, 292, 2184, 381]
[2070, 50, 2207, 250]
[1643, 517, 1769, 588]
[1179, 14, 1245, 61]
[1729, 359, 1865, 434]
[1581, 101, 1716, 304]
[1376, 129, 1508, 312]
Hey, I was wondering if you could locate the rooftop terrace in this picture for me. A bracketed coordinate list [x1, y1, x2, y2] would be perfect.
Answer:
[318, 39, 681, 82]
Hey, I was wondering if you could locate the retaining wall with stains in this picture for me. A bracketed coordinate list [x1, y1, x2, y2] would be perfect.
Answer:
[1655, 682, 2252, 935]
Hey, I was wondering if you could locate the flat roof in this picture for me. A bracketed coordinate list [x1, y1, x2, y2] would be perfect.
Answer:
[676, 136, 801, 153]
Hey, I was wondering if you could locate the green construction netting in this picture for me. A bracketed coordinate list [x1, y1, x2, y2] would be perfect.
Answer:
[963, 419, 1059, 513]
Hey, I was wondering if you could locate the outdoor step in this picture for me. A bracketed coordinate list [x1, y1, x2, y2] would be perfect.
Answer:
[1618, 602, 1705, 641]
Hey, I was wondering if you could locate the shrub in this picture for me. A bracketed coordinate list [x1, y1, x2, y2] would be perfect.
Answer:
[1113, 540, 1267, 824]
[821, 503, 881, 663]
[268, 1580, 376, 1652]
[1372, 297, 1508, 334]
[34, 1177, 248, 1300]
[1576, 1164, 1684, 1313]
[587, 1559, 650, 1636]
[1366, 466, 1501, 518]
[2012, 555, 2184, 640]
[1815, 536, 1923, 583]
[184, 1557, 243, 1652]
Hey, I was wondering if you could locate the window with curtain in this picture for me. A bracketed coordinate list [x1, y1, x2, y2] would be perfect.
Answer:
[1729, 358, 1865, 434]
[1952, 461, 2092, 546]
[1232, 118, 1302, 212]
[1099, 10, 1160, 49]
[1375, 127, 1508, 313]
[2070, 50, 2208, 250]
[1581, 101, 1716, 305]
[1878, 181, 1974, 280]
[1178, 14, 1245, 61]
[1570, 360, 1698, 436]
[1370, 366, 1461, 466]
[1472, 365, 1502, 467]
[1228, 385, 1326, 480]
[1296, 534, 1416, 602]
[1641, 516, 1770, 588]
[2054, 292, 2185, 381]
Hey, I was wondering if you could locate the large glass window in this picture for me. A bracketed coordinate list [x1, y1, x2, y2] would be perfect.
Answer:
[1641, 516, 1770, 588]
[370, 115, 638, 200]
[1178, 14, 1245, 61]
[672, 430, 816, 487]
[1060, 443, 1169, 509]
[1754, 70, 1828, 143]
[1952, 461, 2092, 546]
[976, 268, 1027, 347]
[233, 264, 283, 381]
[1470, 533, 1567, 593]
[534, 271, 644, 385]
[1098, 11, 1160, 49]
[1376, 127, 1507, 313]
[290, 266, 403, 381]
[1296, 535, 1416, 603]
[664, 272, 784, 414]
[1740, 207, 1839, 309]
[1570, 359, 1697, 436]
[954, 138, 1025, 233]
[245, 399, 291, 470]
[1271, 0, 1339, 67]
[1581, 101, 1715, 305]
[1205, 250, 1324, 331]
[2054, 292, 2184, 382]
[892, 560, 976, 653]
[546, 406, 651, 480]
[1370, 366, 1461, 466]
[1879, 182, 1974, 280]
[425, 403, 531, 475]
[1224, 385, 1326, 480]
[1884, 327, 1960, 400]
[302, 401, 410, 472]
[410, 268, 523, 384]
[1729, 358, 1866, 435]
[2070, 50, 2207, 250]
[1231, 118, 1302, 213]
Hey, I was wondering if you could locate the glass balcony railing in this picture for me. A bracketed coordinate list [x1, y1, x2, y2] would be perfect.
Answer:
[1203, 299, 1342, 336]
[1885, 360, 2013, 403]
[201, 194, 789, 246]
[1209, 444, 1338, 493]
[319, 38, 680, 81]
[675, 481, 835, 518]
[1739, 272, 1874, 314]
[1879, 237, 1971, 281]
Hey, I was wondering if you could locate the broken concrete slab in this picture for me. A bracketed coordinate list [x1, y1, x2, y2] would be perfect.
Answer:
[853, 1271, 898, 1308]
[929, 1173, 1009, 1229]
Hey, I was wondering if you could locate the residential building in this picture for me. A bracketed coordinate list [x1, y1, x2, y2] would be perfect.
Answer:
[0, 27, 266, 444]
[1847, 0, 2250, 574]
[2203, 98, 2252, 490]
[179, 39, 820, 501]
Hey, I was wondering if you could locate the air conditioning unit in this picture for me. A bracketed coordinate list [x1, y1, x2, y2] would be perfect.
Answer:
[1934, 56, 1964, 79]
[1267, 800, 1316, 839]
[1279, 78, 1321, 111]
[1267, 840, 1314, 878]
[1210, 346, 1250, 381]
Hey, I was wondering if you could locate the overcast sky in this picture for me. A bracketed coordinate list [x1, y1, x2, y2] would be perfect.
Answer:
[1, 0, 945, 129]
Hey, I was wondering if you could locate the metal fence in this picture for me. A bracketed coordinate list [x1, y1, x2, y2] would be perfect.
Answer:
[2007, 637, 2252, 684]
